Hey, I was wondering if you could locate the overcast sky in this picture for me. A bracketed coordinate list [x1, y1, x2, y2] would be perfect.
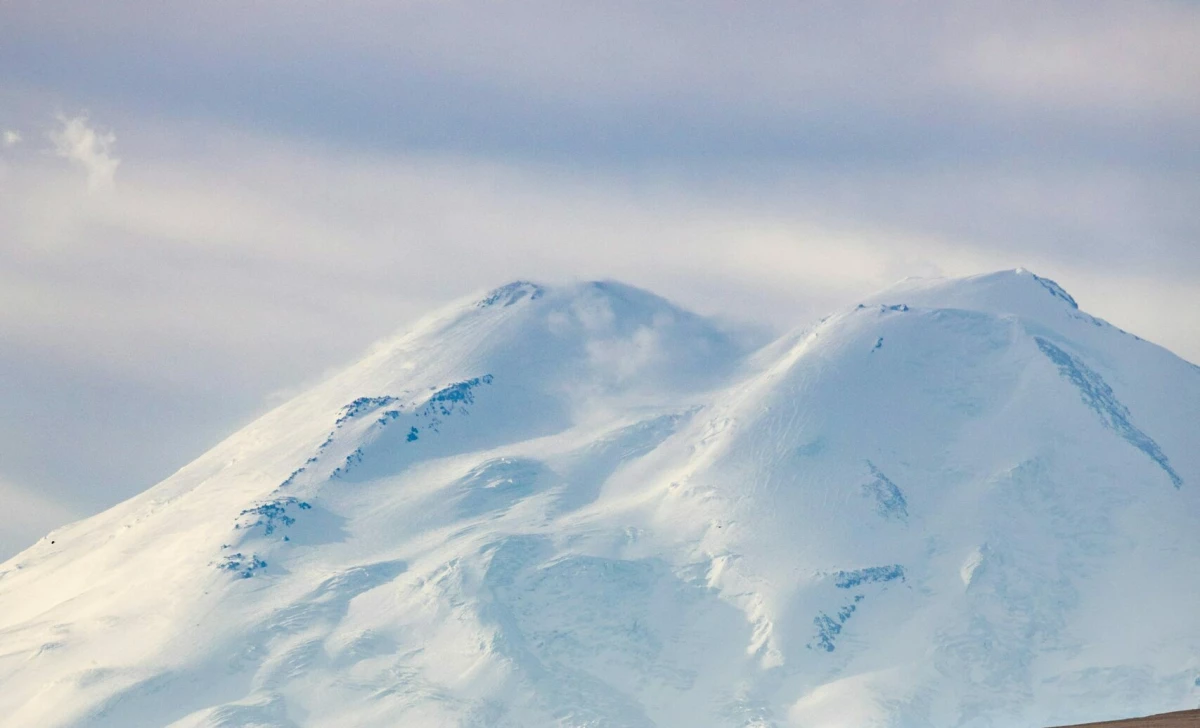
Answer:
[2, 0, 1198, 558]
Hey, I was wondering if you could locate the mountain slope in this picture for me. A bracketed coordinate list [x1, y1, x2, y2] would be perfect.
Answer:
[1, 271, 1197, 727]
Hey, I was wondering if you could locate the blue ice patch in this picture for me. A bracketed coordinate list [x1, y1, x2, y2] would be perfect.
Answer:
[811, 600, 860, 652]
[219, 553, 267, 578]
[862, 461, 908, 520]
[476, 281, 545, 308]
[239, 497, 312, 535]
[1035, 337, 1182, 488]
[421, 375, 495, 417]
[834, 564, 905, 589]
[279, 466, 307, 488]
[1030, 272, 1079, 309]
[330, 448, 364, 478]
[336, 396, 401, 427]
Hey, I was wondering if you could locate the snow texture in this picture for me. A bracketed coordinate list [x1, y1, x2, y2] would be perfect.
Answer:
[1, 270, 1197, 728]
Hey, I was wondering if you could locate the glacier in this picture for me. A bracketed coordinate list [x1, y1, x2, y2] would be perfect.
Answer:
[0, 270, 1197, 727]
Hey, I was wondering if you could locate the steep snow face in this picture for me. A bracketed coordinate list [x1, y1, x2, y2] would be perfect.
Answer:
[1, 271, 1197, 728]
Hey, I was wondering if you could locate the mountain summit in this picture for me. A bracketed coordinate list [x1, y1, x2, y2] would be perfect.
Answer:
[2, 270, 1197, 727]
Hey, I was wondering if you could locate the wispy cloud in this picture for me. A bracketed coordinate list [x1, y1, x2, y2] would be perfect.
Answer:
[49, 114, 119, 191]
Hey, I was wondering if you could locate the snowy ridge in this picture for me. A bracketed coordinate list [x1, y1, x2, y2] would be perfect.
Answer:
[0, 271, 1197, 727]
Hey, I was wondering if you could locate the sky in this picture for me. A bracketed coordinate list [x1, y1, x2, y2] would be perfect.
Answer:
[1, 0, 1198, 558]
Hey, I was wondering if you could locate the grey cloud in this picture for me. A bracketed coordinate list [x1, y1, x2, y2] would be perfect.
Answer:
[3, 3, 1195, 277]
[8, 1, 1198, 111]
[3, 1, 1197, 163]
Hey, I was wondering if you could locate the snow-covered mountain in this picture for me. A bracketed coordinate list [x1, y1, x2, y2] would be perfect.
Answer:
[1, 270, 1198, 728]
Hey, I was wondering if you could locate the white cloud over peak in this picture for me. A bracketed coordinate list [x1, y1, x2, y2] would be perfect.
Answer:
[50, 115, 120, 191]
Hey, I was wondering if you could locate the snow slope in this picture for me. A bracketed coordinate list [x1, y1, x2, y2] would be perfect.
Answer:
[1, 271, 1197, 727]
